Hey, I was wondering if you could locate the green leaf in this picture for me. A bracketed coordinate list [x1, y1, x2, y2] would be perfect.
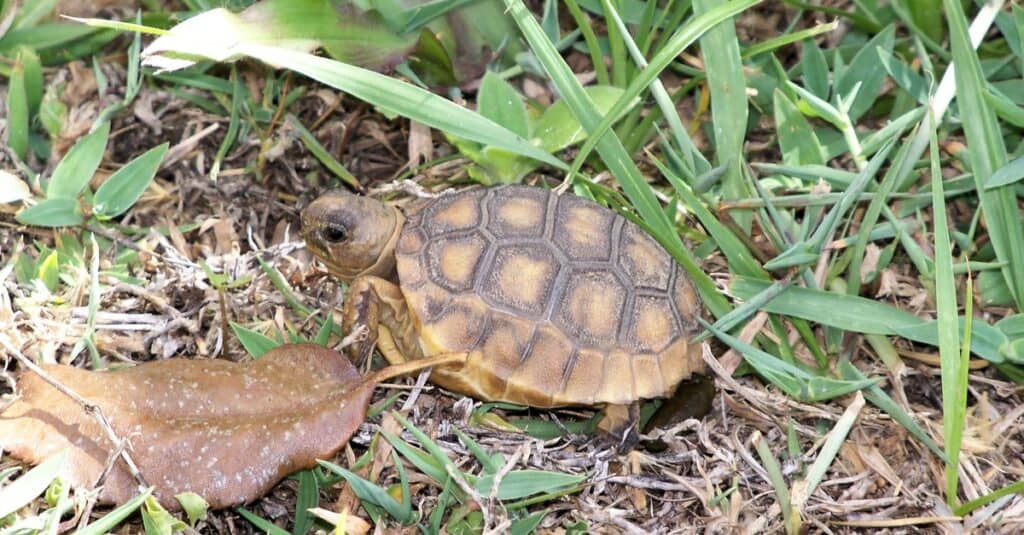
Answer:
[235, 507, 290, 535]
[474, 470, 585, 500]
[76, 488, 154, 535]
[730, 277, 1009, 364]
[702, 319, 880, 401]
[175, 492, 209, 526]
[17, 46, 43, 117]
[773, 88, 824, 165]
[47, 121, 111, 199]
[801, 38, 829, 99]
[876, 47, 928, 105]
[944, 0, 1024, 309]
[16, 197, 83, 227]
[693, 0, 750, 222]
[319, 456, 416, 525]
[834, 24, 894, 120]
[478, 71, 530, 139]
[510, 511, 548, 535]
[93, 143, 168, 218]
[141, 495, 188, 535]
[293, 470, 318, 535]
[0, 451, 66, 518]
[983, 157, 1024, 189]
[6, 59, 29, 161]
[533, 86, 628, 152]
[230, 322, 281, 358]
[38, 249, 60, 292]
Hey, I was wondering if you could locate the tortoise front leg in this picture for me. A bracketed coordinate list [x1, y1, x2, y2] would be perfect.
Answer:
[342, 276, 423, 366]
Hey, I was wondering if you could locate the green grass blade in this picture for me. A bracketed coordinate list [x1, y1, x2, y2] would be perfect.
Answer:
[928, 111, 963, 505]
[753, 433, 795, 533]
[286, 114, 360, 189]
[225, 46, 566, 171]
[0, 451, 66, 518]
[693, 0, 750, 227]
[791, 393, 865, 515]
[566, 0, 758, 190]
[604, 1, 699, 177]
[235, 507, 291, 535]
[93, 143, 169, 219]
[76, 488, 154, 535]
[47, 121, 111, 199]
[6, 58, 29, 161]
[504, 0, 757, 318]
[564, 0, 610, 85]
[943, 0, 1023, 309]
[837, 360, 946, 460]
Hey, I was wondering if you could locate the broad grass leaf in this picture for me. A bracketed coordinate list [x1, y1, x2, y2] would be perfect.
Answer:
[478, 71, 529, 138]
[773, 88, 825, 166]
[983, 156, 1024, 189]
[533, 86, 629, 152]
[6, 60, 29, 161]
[731, 277, 1008, 364]
[876, 47, 928, 105]
[230, 322, 281, 357]
[93, 143, 168, 219]
[801, 38, 829, 99]
[0, 451, 66, 518]
[474, 470, 585, 500]
[0, 344, 375, 509]
[46, 121, 110, 199]
[834, 24, 894, 120]
[16, 197, 83, 227]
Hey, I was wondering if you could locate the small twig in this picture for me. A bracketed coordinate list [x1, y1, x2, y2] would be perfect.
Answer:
[0, 337, 149, 490]
[76, 437, 131, 532]
[368, 179, 439, 199]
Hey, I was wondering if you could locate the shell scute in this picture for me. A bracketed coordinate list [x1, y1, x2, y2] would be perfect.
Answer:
[479, 243, 560, 317]
[551, 194, 616, 262]
[425, 234, 489, 293]
[486, 185, 549, 238]
[553, 269, 626, 348]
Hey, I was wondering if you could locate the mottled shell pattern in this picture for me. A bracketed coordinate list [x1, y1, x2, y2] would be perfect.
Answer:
[394, 185, 703, 408]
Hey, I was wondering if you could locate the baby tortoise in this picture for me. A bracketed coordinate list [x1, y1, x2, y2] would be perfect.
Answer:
[301, 185, 705, 439]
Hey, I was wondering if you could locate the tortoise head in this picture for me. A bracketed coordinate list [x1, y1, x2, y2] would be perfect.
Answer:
[300, 190, 405, 282]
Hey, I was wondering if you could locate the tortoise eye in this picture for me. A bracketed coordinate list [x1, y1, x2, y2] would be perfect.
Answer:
[321, 223, 348, 243]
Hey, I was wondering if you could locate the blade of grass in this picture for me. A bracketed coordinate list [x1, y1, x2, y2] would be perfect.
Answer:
[208, 45, 567, 171]
[693, 0, 750, 228]
[752, 432, 794, 532]
[928, 110, 963, 505]
[6, 58, 29, 161]
[942, 0, 1021, 308]
[604, 0, 699, 178]
[504, 0, 758, 318]
[566, 0, 757, 192]
[790, 392, 865, 518]
[564, 0, 610, 85]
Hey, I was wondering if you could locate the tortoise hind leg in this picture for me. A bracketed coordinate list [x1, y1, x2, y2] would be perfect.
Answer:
[597, 402, 641, 452]
[342, 276, 423, 366]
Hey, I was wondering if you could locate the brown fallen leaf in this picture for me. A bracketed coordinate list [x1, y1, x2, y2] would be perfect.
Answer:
[0, 343, 461, 510]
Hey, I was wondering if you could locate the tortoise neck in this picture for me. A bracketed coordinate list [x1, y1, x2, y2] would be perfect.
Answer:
[350, 206, 404, 283]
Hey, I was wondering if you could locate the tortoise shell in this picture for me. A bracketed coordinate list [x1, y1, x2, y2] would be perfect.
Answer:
[393, 185, 703, 408]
